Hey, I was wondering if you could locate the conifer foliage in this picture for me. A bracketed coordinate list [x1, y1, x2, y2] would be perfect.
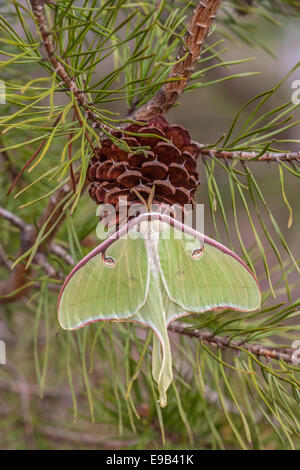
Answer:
[0, 0, 300, 450]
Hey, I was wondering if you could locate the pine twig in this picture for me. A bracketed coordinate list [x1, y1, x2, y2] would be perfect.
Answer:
[168, 323, 296, 364]
[4, 363, 35, 448]
[49, 243, 74, 266]
[0, 206, 74, 270]
[0, 242, 13, 269]
[131, 0, 222, 120]
[199, 148, 300, 162]
[34, 252, 58, 278]
[0, 207, 27, 230]
[37, 426, 138, 449]
[0, 377, 79, 399]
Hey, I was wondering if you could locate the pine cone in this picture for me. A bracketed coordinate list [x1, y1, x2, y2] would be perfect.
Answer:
[87, 115, 200, 222]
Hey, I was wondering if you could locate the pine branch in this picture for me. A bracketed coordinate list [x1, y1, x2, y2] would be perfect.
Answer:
[49, 243, 74, 266]
[37, 426, 138, 449]
[4, 363, 35, 448]
[0, 242, 12, 269]
[0, 217, 35, 303]
[34, 252, 58, 278]
[168, 323, 296, 364]
[29, 0, 105, 132]
[199, 148, 300, 162]
[0, 178, 75, 303]
[131, 0, 223, 120]
[0, 377, 79, 398]
[0, 207, 27, 230]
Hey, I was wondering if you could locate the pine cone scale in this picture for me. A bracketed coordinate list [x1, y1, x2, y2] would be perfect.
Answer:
[87, 115, 200, 219]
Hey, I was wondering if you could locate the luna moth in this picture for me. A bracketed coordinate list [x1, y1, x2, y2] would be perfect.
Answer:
[58, 212, 261, 407]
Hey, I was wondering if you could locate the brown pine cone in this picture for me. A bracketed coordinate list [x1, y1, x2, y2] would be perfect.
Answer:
[87, 115, 200, 222]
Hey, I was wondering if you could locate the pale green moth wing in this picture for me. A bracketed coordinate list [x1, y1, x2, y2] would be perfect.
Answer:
[58, 228, 149, 330]
[158, 222, 261, 318]
[134, 271, 179, 407]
